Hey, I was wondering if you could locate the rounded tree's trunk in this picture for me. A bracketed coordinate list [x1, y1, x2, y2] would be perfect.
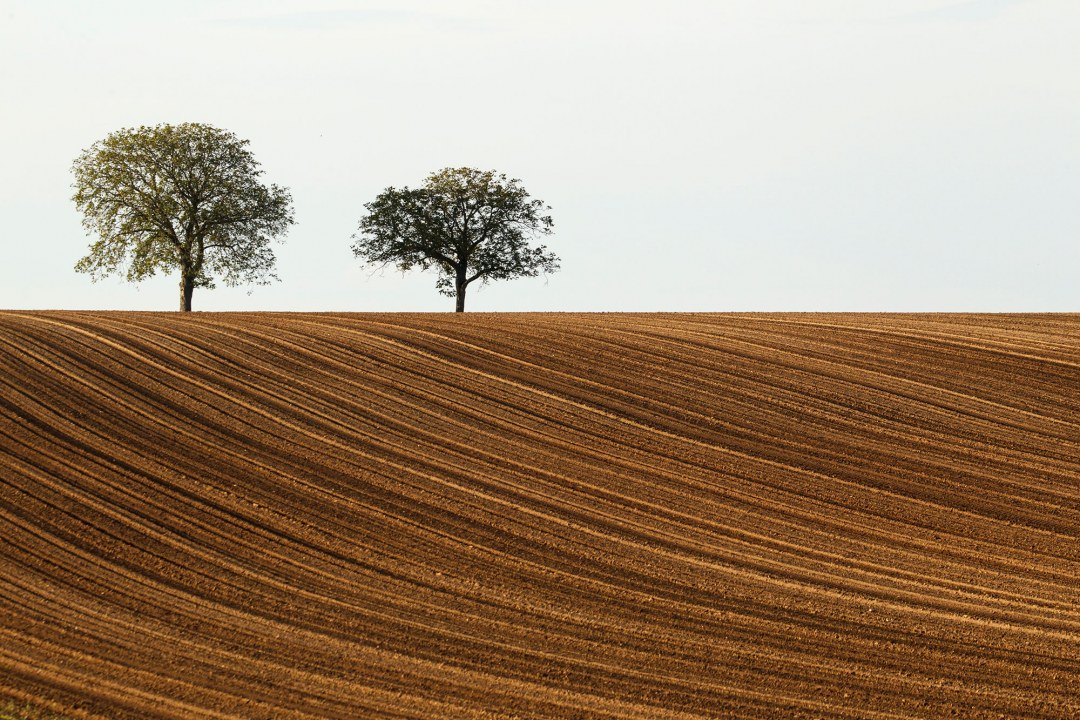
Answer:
[455, 265, 467, 313]
[180, 275, 195, 312]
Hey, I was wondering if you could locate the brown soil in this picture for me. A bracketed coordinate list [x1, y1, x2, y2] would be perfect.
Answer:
[0, 311, 1078, 719]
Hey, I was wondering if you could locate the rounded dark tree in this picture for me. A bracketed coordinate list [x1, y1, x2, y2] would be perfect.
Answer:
[352, 167, 559, 312]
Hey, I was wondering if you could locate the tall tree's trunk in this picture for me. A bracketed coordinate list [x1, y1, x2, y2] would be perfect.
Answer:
[180, 274, 195, 312]
[455, 264, 467, 313]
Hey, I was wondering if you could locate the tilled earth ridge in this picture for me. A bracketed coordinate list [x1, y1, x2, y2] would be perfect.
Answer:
[0, 311, 1078, 719]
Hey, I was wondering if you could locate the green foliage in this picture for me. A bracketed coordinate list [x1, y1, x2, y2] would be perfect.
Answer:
[72, 123, 294, 310]
[352, 167, 558, 311]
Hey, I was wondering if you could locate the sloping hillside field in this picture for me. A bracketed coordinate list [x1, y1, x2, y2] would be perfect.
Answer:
[1, 312, 1079, 719]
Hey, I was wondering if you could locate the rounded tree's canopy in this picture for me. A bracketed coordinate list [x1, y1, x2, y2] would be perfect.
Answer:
[72, 122, 294, 292]
[352, 167, 558, 309]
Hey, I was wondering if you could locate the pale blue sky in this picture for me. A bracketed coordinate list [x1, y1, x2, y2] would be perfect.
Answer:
[1, 0, 1077, 311]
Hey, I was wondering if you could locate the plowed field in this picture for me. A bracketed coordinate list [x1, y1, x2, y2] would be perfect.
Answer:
[1, 312, 1078, 719]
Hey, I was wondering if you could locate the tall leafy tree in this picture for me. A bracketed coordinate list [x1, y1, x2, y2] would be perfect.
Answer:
[352, 168, 559, 312]
[72, 123, 294, 311]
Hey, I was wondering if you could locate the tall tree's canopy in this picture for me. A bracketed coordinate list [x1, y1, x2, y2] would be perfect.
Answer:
[72, 122, 293, 309]
[352, 168, 558, 310]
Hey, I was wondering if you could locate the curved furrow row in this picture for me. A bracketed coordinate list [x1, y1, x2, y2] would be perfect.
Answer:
[354, 315, 1080, 539]
[4, 313, 1075, 621]
[371, 315, 1080, 500]
[4, 317, 889, 716]
[147, 315, 1080, 621]
[339, 315, 1080, 535]
[282, 317, 1075, 578]
[1, 312, 1078, 719]
[6, 313, 1071, 630]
